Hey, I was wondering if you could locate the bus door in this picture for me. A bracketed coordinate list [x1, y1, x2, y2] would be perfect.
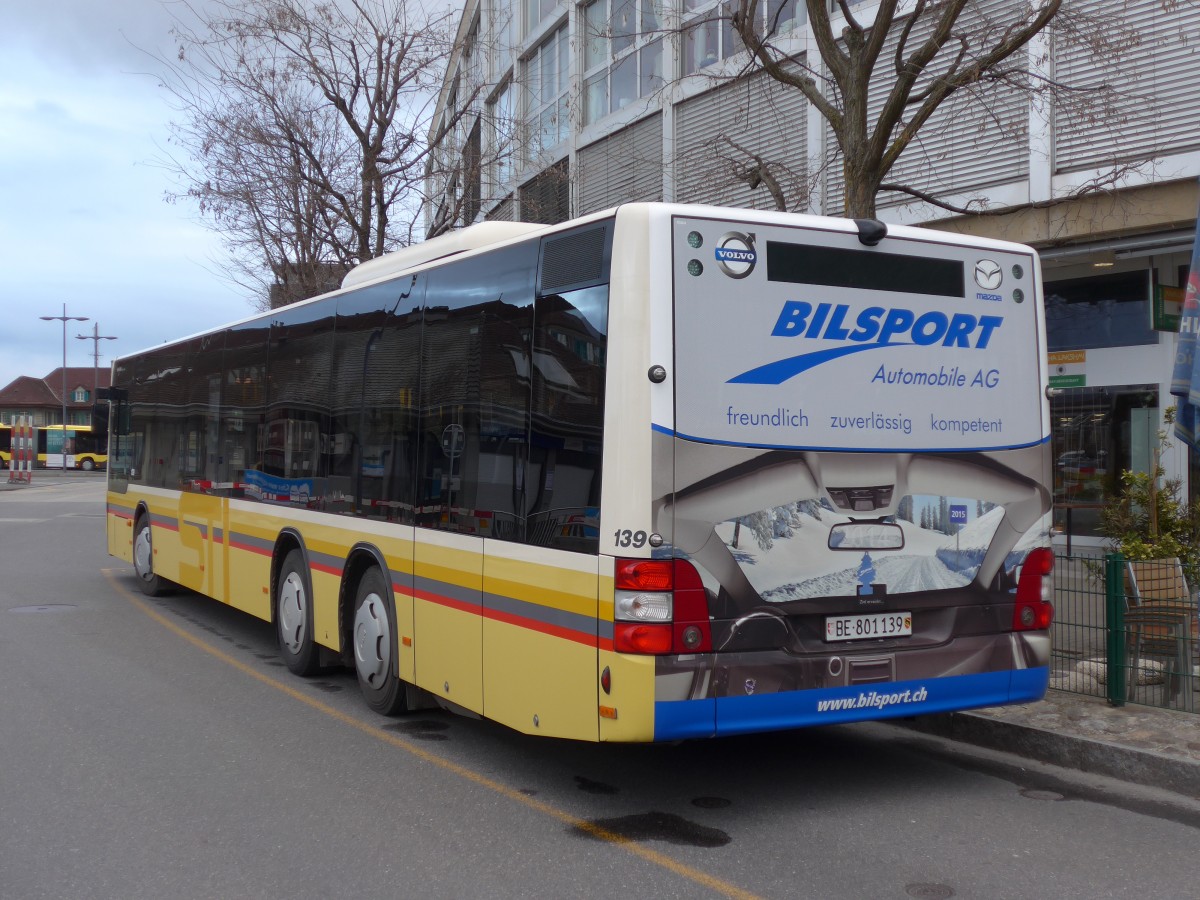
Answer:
[178, 334, 227, 602]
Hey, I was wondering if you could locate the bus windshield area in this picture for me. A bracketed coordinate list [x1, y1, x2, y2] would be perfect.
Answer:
[714, 494, 1019, 601]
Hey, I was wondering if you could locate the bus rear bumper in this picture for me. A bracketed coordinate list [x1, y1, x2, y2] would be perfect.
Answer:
[653, 666, 1049, 741]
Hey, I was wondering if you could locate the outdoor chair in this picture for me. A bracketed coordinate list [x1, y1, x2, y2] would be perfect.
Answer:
[1124, 558, 1196, 709]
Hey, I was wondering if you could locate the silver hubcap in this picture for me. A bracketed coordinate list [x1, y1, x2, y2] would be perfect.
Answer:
[133, 526, 153, 581]
[354, 591, 391, 688]
[278, 572, 307, 654]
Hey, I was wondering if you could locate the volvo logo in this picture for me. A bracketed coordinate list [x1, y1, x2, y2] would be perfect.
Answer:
[714, 232, 757, 279]
[974, 259, 1003, 291]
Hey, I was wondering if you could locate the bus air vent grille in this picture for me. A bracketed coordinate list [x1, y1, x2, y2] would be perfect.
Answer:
[541, 228, 607, 293]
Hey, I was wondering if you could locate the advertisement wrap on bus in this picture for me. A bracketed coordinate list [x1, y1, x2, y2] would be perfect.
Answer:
[641, 216, 1051, 738]
[102, 203, 1052, 743]
[39, 425, 108, 470]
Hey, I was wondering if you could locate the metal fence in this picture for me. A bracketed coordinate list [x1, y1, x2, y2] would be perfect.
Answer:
[1051, 552, 1198, 713]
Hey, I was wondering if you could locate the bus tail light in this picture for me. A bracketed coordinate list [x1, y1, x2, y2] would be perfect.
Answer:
[1013, 547, 1054, 631]
[613, 559, 712, 654]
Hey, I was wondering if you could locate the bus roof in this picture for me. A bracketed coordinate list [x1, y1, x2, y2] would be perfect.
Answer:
[110, 203, 1038, 368]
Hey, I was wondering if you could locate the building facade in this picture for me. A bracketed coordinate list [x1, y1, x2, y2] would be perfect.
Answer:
[0, 368, 111, 428]
[426, 0, 1200, 546]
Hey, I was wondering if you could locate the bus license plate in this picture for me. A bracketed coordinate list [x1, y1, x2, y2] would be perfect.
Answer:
[825, 612, 912, 642]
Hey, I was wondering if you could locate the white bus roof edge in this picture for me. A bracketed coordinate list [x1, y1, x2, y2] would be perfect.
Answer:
[342, 221, 548, 290]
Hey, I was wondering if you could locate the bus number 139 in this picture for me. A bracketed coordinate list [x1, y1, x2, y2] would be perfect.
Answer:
[614, 529, 648, 548]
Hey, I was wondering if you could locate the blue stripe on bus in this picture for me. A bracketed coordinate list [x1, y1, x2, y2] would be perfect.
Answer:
[649, 422, 1052, 454]
[654, 698, 716, 741]
[653, 667, 1049, 740]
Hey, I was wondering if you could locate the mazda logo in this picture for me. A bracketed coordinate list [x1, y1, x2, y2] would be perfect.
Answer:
[974, 259, 1003, 291]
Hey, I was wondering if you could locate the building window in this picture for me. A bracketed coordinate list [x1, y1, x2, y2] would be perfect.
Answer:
[520, 159, 570, 224]
[464, 18, 482, 92]
[681, 0, 799, 76]
[582, 0, 663, 125]
[525, 0, 560, 35]
[487, 80, 515, 193]
[1044, 270, 1157, 351]
[524, 25, 570, 159]
[463, 119, 483, 223]
[489, 0, 518, 79]
[72, 387, 89, 403]
[1052, 384, 1158, 539]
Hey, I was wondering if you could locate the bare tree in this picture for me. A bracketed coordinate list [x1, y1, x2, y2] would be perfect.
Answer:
[159, 0, 457, 307]
[728, 0, 1149, 219]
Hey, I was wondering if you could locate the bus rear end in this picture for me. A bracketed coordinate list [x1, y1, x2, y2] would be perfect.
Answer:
[605, 206, 1052, 741]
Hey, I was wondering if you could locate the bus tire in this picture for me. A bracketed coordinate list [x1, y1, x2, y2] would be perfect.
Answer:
[80, 458, 95, 471]
[352, 567, 408, 716]
[276, 549, 320, 676]
[132, 515, 168, 597]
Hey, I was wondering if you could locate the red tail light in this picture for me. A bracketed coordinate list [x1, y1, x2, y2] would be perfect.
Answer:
[614, 623, 673, 654]
[1013, 547, 1054, 631]
[613, 558, 712, 655]
[615, 559, 673, 591]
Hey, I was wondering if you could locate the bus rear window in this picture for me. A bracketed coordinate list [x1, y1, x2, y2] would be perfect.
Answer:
[766, 241, 965, 297]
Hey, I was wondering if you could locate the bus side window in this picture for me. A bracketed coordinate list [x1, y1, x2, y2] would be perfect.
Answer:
[332, 278, 424, 521]
[419, 244, 536, 539]
[526, 284, 608, 553]
[222, 322, 269, 497]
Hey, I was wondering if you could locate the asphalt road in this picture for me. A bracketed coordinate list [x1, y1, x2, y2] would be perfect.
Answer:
[2, 476, 1198, 899]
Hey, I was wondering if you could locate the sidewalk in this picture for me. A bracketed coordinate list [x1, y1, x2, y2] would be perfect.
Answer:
[903, 689, 1200, 798]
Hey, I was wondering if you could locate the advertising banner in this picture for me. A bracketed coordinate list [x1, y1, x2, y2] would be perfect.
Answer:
[671, 216, 1045, 452]
[1170, 180, 1200, 449]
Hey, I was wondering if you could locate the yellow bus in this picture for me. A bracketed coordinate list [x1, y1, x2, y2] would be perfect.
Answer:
[37, 424, 108, 471]
[0, 424, 9, 469]
[103, 204, 1054, 741]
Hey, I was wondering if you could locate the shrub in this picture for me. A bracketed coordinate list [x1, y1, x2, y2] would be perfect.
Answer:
[1097, 409, 1200, 587]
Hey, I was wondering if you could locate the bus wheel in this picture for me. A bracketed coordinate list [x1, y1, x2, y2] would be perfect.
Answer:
[80, 458, 95, 471]
[352, 567, 408, 715]
[132, 516, 167, 597]
[276, 549, 320, 676]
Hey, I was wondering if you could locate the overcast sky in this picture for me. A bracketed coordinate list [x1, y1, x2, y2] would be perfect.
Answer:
[0, 1, 264, 391]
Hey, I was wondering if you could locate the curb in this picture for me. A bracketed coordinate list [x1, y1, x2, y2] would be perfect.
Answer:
[899, 710, 1200, 798]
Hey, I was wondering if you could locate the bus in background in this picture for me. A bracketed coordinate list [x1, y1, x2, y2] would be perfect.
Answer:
[102, 203, 1053, 742]
[38, 424, 108, 471]
[0, 424, 10, 469]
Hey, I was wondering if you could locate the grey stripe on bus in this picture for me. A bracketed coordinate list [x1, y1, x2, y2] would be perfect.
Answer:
[228, 531, 274, 553]
[307, 549, 344, 572]
[412, 573, 480, 608]
[483, 591, 597, 638]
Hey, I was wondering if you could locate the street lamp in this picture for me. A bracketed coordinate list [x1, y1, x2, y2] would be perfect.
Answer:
[39, 304, 89, 471]
[76, 323, 118, 396]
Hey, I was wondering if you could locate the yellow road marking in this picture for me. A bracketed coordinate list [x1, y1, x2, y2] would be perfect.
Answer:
[102, 568, 761, 900]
